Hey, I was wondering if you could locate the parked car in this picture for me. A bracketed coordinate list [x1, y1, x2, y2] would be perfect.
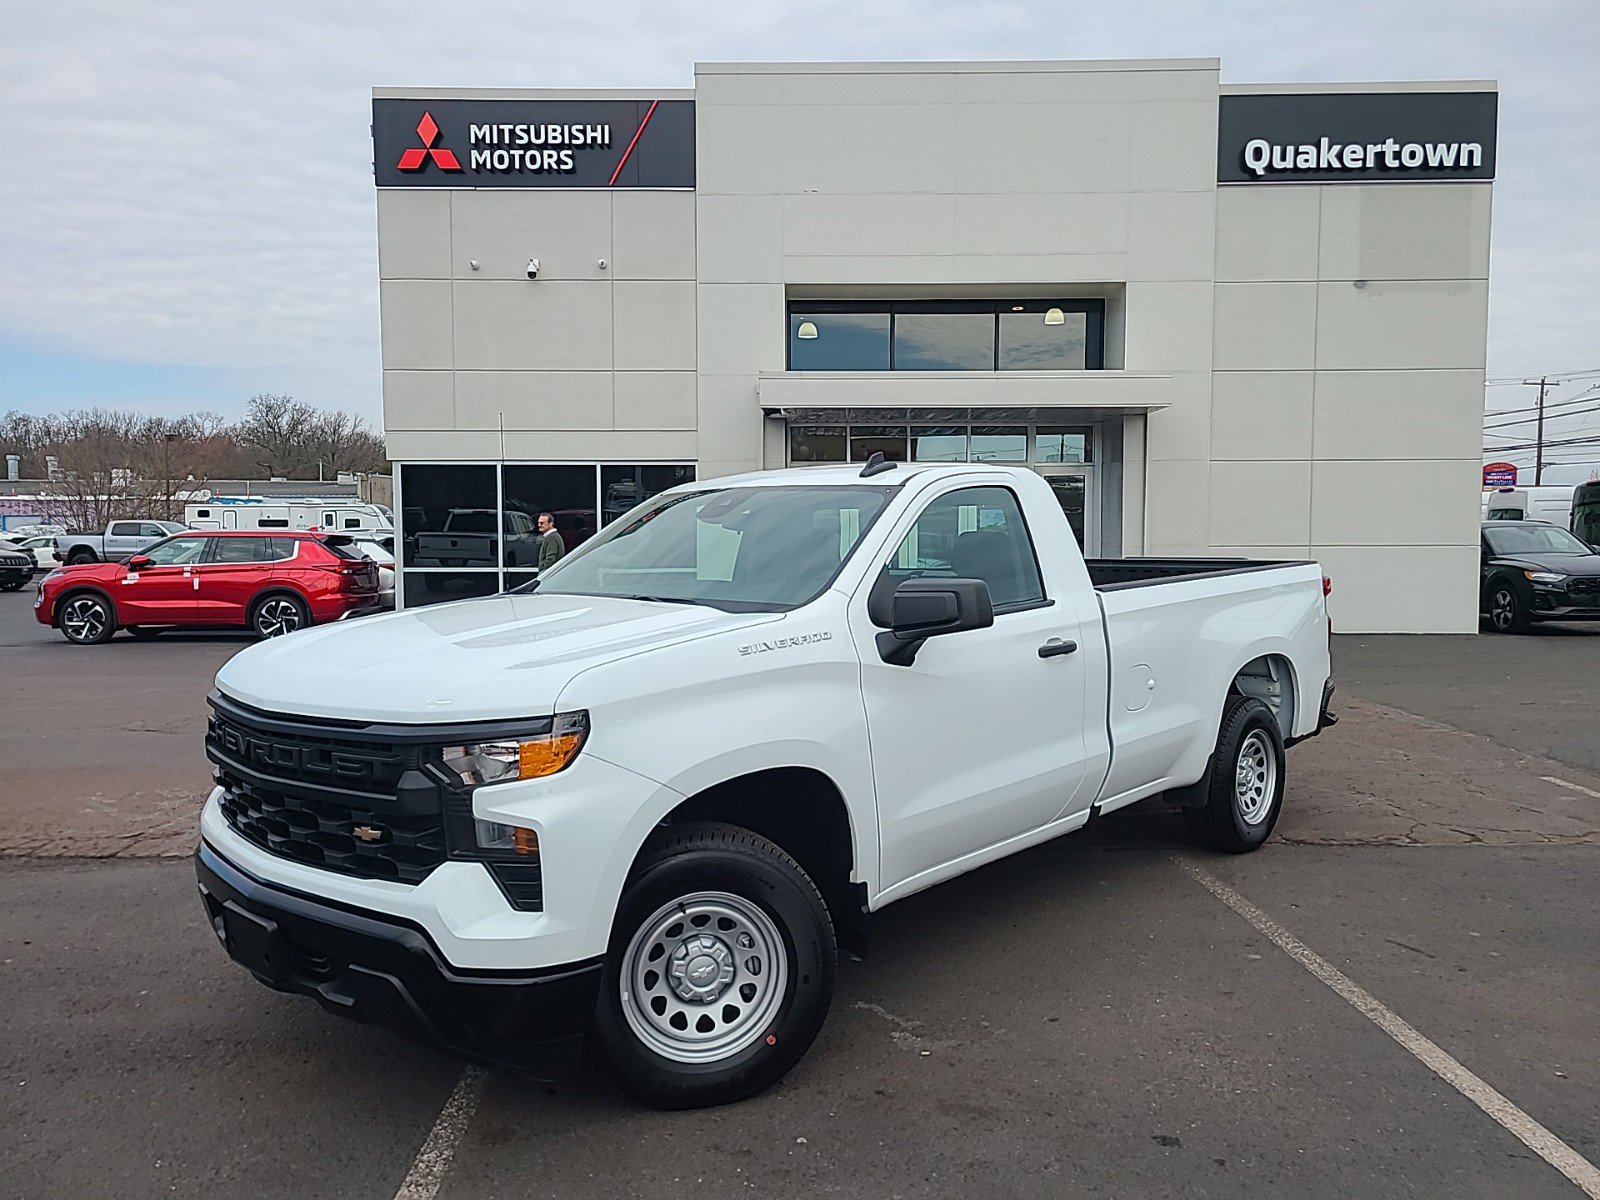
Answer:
[1480, 519, 1600, 632]
[54, 519, 188, 565]
[0, 534, 58, 573]
[347, 535, 396, 609]
[34, 530, 381, 644]
[195, 462, 1335, 1108]
[1571, 480, 1600, 548]
[0, 545, 32, 591]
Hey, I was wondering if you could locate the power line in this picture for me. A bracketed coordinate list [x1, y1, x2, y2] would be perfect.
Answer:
[1482, 384, 1600, 420]
[1483, 399, 1600, 431]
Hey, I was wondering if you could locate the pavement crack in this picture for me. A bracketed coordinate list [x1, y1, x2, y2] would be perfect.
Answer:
[1382, 937, 1437, 959]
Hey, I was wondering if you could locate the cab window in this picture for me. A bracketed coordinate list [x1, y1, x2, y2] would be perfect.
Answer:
[881, 486, 1045, 611]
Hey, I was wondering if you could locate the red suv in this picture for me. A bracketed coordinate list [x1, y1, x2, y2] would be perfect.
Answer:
[34, 531, 381, 645]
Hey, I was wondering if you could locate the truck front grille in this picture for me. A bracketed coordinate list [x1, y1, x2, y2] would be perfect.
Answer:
[217, 782, 446, 884]
[206, 696, 448, 885]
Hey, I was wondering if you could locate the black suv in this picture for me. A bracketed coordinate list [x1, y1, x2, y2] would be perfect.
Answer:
[1480, 520, 1600, 633]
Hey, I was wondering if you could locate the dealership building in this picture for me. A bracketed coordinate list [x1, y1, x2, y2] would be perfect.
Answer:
[372, 58, 1496, 631]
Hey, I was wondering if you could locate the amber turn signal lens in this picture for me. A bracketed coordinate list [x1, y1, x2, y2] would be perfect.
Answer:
[513, 826, 539, 856]
[516, 712, 588, 779]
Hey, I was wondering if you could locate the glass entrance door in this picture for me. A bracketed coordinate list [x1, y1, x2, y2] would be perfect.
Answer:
[1035, 467, 1095, 554]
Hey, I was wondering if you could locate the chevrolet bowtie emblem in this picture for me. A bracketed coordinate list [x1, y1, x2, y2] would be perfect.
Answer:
[352, 825, 385, 843]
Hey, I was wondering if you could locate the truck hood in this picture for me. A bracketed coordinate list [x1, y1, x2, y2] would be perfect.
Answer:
[215, 593, 782, 723]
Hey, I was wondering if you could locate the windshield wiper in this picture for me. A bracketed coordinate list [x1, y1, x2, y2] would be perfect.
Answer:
[617, 594, 704, 606]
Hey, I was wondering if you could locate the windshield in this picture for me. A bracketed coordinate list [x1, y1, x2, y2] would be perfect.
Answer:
[1485, 525, 1591, 556]
[532, 484, 898, 611]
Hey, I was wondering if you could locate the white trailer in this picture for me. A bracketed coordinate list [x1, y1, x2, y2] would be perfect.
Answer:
[185, 499, 392, 533]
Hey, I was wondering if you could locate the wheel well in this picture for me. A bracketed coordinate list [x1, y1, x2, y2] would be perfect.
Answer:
[642, 767, 866, 955]
[1229, 654, 1296, 741]
[55, 586, 116, 627]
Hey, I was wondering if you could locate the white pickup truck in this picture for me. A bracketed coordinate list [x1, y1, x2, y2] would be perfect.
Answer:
[195, 462, 1335, 1108]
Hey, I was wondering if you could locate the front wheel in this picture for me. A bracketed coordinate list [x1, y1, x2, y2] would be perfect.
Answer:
[251, 593, 308, 638]
[0, 579, 25, 592]
[59, 593, 116, 645]
[592, 822, 837, 1109]
[1487, 584, 1530, 633]
[1184, 694, 1286, 853]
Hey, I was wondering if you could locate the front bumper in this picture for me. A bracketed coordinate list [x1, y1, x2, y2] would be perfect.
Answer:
[196, 840, 602, 1078]
[1527, 588, 1600, 620]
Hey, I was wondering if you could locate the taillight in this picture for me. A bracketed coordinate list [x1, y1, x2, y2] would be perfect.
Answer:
[1322, 575, 1332, 597]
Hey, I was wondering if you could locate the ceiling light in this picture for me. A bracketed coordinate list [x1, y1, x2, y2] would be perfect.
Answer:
[796, 320, 819, 340]
[1010, 306, 1024, 312]
[1043, 307, 1066, 326]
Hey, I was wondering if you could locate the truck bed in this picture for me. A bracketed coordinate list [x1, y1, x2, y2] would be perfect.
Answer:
[1085, 557, 1308, 590]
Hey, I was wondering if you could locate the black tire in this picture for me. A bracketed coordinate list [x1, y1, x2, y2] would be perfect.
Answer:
[57, 590, 116, 645]
[125, 626, 163, 640]
[1486, 581, 1531, 633]
[0, 579, 25, 592]
[1183, 694, 1286, 854]
[592, 822, 837, 1109]
[66, 550, 97, 566]
[250, 592, 309, 638]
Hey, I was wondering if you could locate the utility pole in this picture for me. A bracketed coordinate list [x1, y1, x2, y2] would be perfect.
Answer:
[1523, 377, 1550, 485]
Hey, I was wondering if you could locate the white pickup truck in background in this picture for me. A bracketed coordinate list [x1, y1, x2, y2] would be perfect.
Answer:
[55, 519, 189, 565]
[195, 462, 1335, 1107]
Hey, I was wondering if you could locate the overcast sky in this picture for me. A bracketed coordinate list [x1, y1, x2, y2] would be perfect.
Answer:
[2, 1, 1596, 472]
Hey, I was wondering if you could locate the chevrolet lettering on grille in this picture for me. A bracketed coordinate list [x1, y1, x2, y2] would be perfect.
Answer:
[213, 721, 388, 781]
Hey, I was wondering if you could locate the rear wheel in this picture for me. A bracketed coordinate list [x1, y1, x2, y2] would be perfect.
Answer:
[250, 593, 308, 638]
[1184, 694, 1286, 853]
[66, 549, 97, 566]
[59, 592, 115, 645]
[592, 822, 836, 1109]
[1487, 583, 1530, 633]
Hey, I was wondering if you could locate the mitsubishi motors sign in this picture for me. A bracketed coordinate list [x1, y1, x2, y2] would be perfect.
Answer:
[373, 98, 694, 188]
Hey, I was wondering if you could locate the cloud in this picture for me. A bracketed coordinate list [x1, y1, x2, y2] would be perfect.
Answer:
[1, 0, 1595, 422]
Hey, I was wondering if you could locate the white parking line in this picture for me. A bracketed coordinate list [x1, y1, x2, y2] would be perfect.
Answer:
[393, 1066, 486, 1200]
[1542, 776, 1600, 800]
[1174, 857, 1600, 1199]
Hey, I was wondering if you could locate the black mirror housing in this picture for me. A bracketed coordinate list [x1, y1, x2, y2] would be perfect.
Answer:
[877, 578, 994, 666]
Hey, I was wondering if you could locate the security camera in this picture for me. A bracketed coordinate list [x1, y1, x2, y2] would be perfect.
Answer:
[526, 258, 540, 279]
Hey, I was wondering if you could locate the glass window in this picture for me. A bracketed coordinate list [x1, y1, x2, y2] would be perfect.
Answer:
[1035, 426, 1092, 464]
[142, 536, 208, 566]
[893, 312, 995, 371]
[999, 308, 1089, 370]
[910, 427, 968, 462]
[257, 518, 290, 528]
[534, 485, 896, 611]
[502, 465, 598, 568]
[880, 486, 1045, 611]
[1484, 526, 1591, 556]
[601, 465, 696, 526]
[849, 428, 907, 462]
[969, 426, 1028, 462]
[109, 522, 141, 537]
[790, 427, 847, 464]
[400, 464, 497, 569]
[209, 537, 272, 563]
[402, 571, 503, 608]
[264, 538, 298, 562]
[788, 312, 890, 371]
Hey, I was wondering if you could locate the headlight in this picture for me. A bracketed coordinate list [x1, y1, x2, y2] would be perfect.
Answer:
[440, 710, 588, 786]
[1524, 570, 1566, 584]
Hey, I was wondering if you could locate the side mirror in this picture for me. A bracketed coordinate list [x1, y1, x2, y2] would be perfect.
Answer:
[876, 578, 994, 666]
[127, 554, 152, 570]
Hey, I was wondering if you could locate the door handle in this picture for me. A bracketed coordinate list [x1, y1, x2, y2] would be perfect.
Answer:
[1038, 639, 1077, 659]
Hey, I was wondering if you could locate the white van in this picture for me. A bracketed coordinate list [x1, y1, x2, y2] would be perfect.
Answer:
[185, 499, 393, 533]
[1484, 485, 1573, 527]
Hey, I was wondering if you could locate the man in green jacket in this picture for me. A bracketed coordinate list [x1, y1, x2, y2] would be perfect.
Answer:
[536, 512, 566, 572]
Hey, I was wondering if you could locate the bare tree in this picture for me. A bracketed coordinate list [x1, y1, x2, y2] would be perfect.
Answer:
[234, 393, 319, 477]
[35, 409, 191, 528]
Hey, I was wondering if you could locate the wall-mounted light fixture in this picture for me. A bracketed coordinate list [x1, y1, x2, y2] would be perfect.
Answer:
[1043, 307, 1066, 326]
[796, 320, 819, 339]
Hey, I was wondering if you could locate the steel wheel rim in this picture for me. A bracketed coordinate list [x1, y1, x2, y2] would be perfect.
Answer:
[1491, 590, 1514, 630]
[620, 890, 789, 1065]
[1234, 728, 1277, 825]
[62, 597, 106, 641]
[256, 598, 301, 636]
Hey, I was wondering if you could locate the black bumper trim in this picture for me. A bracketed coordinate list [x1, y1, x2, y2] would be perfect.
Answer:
[1286, 679, 1338, 748]
[195, 841, 600, 1078]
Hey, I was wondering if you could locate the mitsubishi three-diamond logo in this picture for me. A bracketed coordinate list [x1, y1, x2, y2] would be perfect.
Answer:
[396, 112, 462, 173]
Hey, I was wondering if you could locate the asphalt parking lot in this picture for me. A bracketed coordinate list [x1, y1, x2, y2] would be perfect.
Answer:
[2, 591, 1598, 1199]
